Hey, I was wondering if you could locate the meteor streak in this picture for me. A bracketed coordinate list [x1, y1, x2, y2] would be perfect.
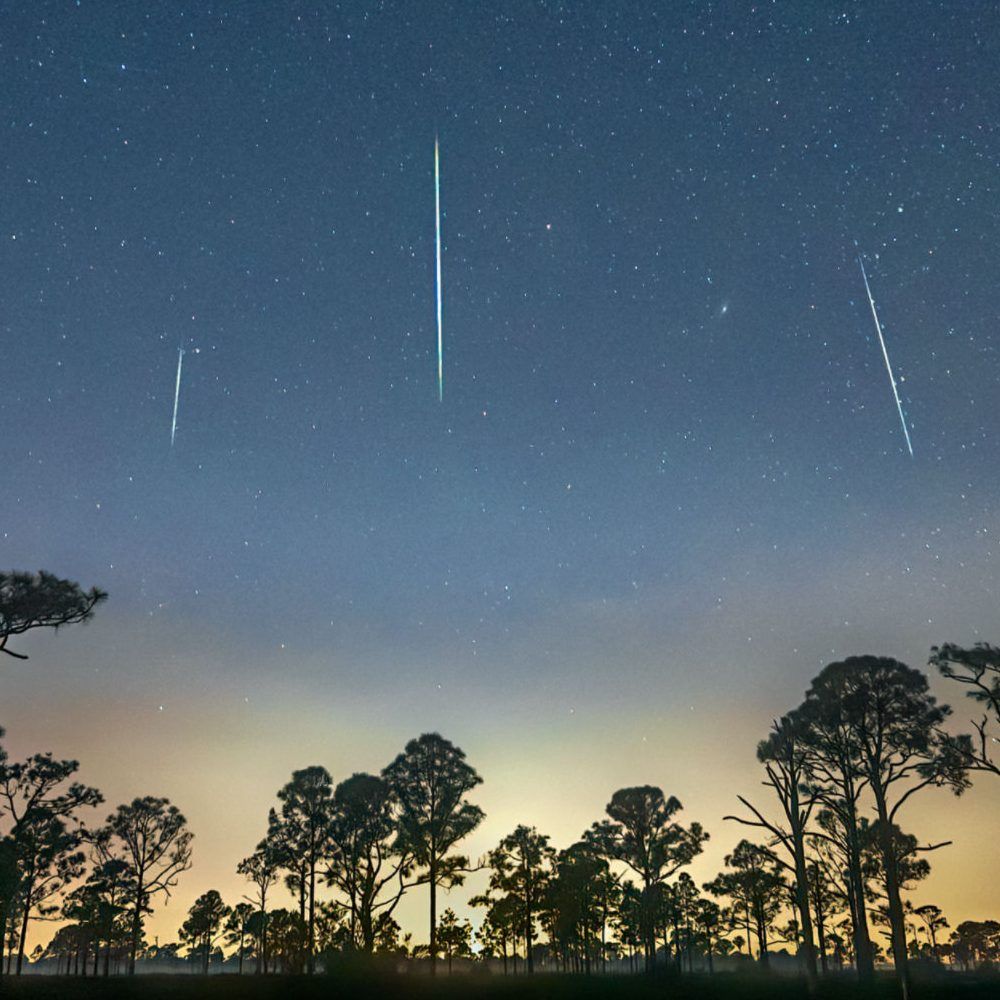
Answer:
[857, 252, 914, 457]
[170, 347, 184, 447]
[434, 135, 444, 401]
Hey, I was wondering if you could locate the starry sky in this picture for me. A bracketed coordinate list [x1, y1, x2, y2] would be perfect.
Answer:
[3, 1, 999, 947]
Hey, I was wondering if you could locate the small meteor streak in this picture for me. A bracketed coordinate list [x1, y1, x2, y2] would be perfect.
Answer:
[170, 347, 185, 447]
[434, 135, 444, 402]
[856, 251, 914, 457]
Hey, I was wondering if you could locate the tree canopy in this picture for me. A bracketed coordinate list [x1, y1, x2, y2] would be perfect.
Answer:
[0, 571, 106, 660]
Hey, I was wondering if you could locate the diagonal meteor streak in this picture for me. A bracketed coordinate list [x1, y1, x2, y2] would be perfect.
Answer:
[170, 347, 185, 447]
[434, 135, 444, 402]
[857, 253, 914, 457]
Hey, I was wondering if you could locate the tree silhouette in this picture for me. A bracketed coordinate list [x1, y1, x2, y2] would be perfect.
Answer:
[224, 901, 254, 973]
[0, 751, 102, 974]
[948, 920, 999, 968]
[435, 907, 472, 973]
[592, 786, 707, 973]
[930, 642, 1000, 776]
[269, 766, 333, 974]
[471, 890, 520, 974]
[68, 857, 132, 976]
[264, 908, 306, 973]
[100, 797, 193, 974]
[726, 712, 820, 986]
[180, 890, 229, 974]
[0, 570, 106, 660]
[382, 733, 484, 974]
[695, 897, 722, 973]
[913, 903, 948, 961]
[11, 812, 87, 974]
[483, 825, 554, 974]
[237, 844, 278, 973]
[543, 838, 615, 974]
[805, 857, 841, 974]
[705, 840, 784, 969]
[669, 872, 702, 972]
[325, 772, 412, 953]
[796, 676, 879, 979]
[803, 657, 968, 997]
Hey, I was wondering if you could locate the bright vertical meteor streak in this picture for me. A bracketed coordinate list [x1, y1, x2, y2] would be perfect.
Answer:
[434, 135, 444, 401]
[857, 253, 914, 457]
[170, 347, 184, 447]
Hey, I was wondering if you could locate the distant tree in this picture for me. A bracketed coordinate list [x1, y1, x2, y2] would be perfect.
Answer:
[0, 752, 102, 974]
[470, 891, 521, 974]
[671, 872, 701, 972]
[695, 898, 722, 973]
[60, 889, 100, 975]
[100, 797, 193, 974]
[802, 657, 968, 997]
[474, 895, 518, 973]
[268, 766, 334, 973]
[913, 904, 948, 960]
[484, 825, 554, 974]
[726, 713, 819, 986]
[591, 786, 707, 973]
[949, 920, 1000, 969]
[180, 890, 230, 974]
[544, 838, 615, 974]
[930, 643, 1000, 776]
[41, 921, 91, 974]
[325, 772, 412, 952]
[66, 857, 132, 976]
[237, 844, 279, 973]
[436, 907, 472, 973]
[312, 898, 349, 953]
[613, 881, 644, 972]
[11, 813, 87, 974]
[382, 733, 484, 974]
[263, 908, 306, 973]
[265, 816, 309, 954]
[0, 570, 106, 660]
[805, 857, 842, 974]
[224, 902, 254, 973]
[704, 840, 785, 969]
[372, 912, 409, 955]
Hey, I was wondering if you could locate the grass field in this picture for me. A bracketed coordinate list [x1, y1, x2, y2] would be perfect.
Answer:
[1, 971, 997, 1000]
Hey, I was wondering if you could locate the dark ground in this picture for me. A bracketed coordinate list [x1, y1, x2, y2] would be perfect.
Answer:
[0, 971, 996, 1000]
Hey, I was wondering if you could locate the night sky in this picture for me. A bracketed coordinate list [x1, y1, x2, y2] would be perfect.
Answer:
[3, 1, 999, 944]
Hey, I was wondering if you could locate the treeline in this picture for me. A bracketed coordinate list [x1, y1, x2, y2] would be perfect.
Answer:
[1, 571, 999, 982]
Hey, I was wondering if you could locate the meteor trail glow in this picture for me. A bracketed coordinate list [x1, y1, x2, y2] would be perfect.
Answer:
[434, 135, 444, 402]
[170, 347, 184, 447]
[857, 252, 914, 457]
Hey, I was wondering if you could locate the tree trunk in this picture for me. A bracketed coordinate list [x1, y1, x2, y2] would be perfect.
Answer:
[789, 791, 819, 991]
[0, 901, 8, 977]
[307, 858, 316, 974]
[525, 892, 534, 974]
[815, 900, 828, 974]
[874, 790, 910, 1000]
[429, 854, 438, 975]
[15, 874, 33, 975]
[128, 876, 144, 976]
[755, 903, 769, 970]
[843, 799, 875, 979]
